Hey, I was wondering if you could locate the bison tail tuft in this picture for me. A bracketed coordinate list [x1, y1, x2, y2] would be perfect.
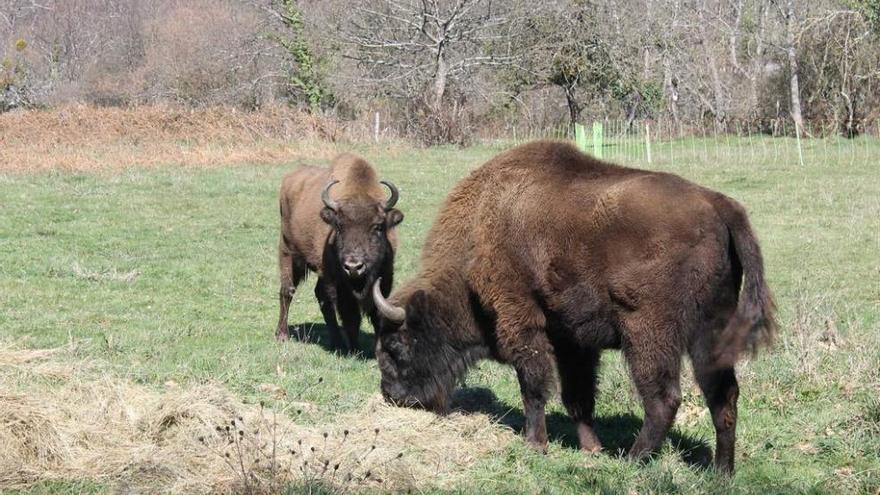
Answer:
[713, 196, 778, 368]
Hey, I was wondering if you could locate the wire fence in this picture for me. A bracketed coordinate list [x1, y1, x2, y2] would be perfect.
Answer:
[478, 119, 880, 168]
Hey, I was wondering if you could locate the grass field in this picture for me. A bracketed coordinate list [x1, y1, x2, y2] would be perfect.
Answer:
[1, 136, 879, 494]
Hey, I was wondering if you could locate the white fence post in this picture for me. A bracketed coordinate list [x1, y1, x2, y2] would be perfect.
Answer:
[374, 112, 380, 144]
[794, 119, 805, 166]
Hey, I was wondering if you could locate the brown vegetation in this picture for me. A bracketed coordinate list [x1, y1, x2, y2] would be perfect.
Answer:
[0, 104, 346, 171]
[2, 1, 878, 142]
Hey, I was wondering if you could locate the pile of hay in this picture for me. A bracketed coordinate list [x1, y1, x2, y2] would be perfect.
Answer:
[0, 342, 515, 493]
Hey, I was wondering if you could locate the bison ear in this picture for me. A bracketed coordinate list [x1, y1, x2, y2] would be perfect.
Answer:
[320, 207, 338, 226]
[385, 208, 404, 229]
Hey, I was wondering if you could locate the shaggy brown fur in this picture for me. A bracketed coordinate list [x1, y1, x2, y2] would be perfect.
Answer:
[276, 153, 403, 352]
[372, 140, 776, 473]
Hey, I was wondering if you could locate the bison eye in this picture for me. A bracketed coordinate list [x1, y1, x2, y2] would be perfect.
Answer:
[385, 336, 409, 363]
[372, 223, 385, 233]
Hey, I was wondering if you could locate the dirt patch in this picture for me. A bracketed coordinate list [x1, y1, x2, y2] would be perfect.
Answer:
[0, 342, 514, 493]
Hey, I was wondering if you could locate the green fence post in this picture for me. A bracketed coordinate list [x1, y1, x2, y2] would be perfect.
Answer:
[592, 121, 604, 158]
[574, 123, 586, 151]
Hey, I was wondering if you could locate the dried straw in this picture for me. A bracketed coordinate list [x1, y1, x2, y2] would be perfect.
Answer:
[0, 342, 514, 493]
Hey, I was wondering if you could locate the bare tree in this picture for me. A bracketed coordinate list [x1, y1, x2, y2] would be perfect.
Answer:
[2, 0, 877, 138]
[341, 0, 523, 109]
[773, 0, 806, 132]
[516, 1, 621, 125]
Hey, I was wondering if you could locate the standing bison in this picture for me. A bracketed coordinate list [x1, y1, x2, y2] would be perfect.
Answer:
[371, 140, 775, 473]
[275, 153, 403, 353]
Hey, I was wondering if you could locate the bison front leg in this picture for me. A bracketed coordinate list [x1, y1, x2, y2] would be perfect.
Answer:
[337, 288, 362, 354]
[505, 319, 556, 453]
[314, 278, 345, 352]
[276, 243, 305, 341]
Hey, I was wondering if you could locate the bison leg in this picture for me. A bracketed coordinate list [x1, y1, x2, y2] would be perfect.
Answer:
[556, 345, 603, 453]
[276, 242, 305, 341]
[337, 288, 362, 354]
[514, 362, 553, 453]
[693, 359, 739, 474]
[472, 256, 554, 452]
[506, 322, 555, 453]
[622, 319, 682, 461]
[314, 277, 345, 351]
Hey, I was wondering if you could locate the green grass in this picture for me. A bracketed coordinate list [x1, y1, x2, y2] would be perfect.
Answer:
[1, 137, 879, 494]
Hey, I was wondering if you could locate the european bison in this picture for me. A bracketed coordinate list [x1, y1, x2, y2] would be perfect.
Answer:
[371, 140, 775, 473]
[276, 153, 403, 352]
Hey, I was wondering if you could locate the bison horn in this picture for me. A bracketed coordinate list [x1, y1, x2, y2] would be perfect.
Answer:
[321, 180, 339, 211]
[380, 180, 399, 210]
[372, 278, 405, 324]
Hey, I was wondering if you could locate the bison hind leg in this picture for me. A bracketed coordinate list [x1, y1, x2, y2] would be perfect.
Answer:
[620, 313, 683, 461]
[556, 343, 603, 453]
[687, 271, 741, 474]
[689, 329, 739, 474]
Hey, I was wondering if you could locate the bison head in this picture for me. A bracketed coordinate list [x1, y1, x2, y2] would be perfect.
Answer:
[371, 279, 479, 413]
[319, 180, 403, 282]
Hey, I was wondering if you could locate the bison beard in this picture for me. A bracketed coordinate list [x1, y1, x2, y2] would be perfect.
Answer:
[275, 153, 403, 353]
[372, 140, 776, 474]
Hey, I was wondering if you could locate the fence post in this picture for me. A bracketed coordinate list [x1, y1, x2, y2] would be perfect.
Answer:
[593, 121, 604, 158]
[373, 112, 380, 144]
[574, 123, 586, 151]
[794, 120, 805, 166]
[645, 121, 652, 165]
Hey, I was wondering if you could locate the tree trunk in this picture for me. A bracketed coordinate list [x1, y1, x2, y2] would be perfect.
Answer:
[730, 0, 762, 118]
[431, 49, 448, 110]
[783, 1, 804, 133]
[663, 55, 680, 128]
[749, 1, 768, 119]
[565, 84, 580, 126]
[699, 2, 725, 125]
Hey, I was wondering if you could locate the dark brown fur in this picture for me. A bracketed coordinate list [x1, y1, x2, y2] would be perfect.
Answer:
[373, 140, 775, 473]
[276, 153, 403, 352]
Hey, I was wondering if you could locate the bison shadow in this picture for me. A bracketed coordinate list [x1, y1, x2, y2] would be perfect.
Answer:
[285, 322, 376, 360]
[451, 386, 713, 469]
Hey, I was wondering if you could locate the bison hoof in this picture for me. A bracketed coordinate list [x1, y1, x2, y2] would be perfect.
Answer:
[275, 330, 290, 342]
[626, 446, 654, 463]
[581, 443, 602, 455]
[576, 423, 602, 453]
[526, 439, 548, 454]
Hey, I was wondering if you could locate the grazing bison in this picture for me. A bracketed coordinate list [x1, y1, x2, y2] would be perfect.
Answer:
[275, 153, 403, 352]
[371, 140, 775, 473]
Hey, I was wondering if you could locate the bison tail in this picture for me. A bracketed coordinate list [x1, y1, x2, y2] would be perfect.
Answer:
[713, 196, 777, 368]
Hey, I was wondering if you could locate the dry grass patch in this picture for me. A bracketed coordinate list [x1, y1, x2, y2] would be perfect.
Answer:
[0, 105, 349, 172]
[0, 342, 515, 493]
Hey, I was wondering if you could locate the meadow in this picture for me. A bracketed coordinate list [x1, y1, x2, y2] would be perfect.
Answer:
[1, 129, 879, 494]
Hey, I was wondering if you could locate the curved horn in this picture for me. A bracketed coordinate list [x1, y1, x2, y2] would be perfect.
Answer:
[321, 180, 339, 211]
[372, 278, 405, 324]
[380, 180, 399, 210]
